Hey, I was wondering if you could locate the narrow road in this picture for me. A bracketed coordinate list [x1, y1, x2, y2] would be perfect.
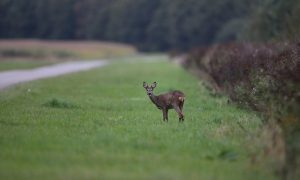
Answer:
[0, 60, 108, 90]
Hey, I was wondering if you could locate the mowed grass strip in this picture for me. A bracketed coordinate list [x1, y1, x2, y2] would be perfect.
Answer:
[0, 39, 136, 60]
[0, 57, 275, 179]
[0, 59, 57, 72]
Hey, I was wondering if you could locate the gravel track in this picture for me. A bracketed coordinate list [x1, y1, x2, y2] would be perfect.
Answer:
[0, 60, 108, 90]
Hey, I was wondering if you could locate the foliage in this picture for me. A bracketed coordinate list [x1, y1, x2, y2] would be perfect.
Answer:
[185, 42, 300, 179]
[0, 0, 258, 51]
[1, 0, 299, 51]
[244, 0, 300, 42]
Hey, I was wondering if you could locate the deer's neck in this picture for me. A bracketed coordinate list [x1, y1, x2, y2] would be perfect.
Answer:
[149, 94, 161, 108]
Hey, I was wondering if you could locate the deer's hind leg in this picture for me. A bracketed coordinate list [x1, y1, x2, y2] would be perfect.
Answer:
[179, 101, 184, 121]
[174, 106, 184, 122]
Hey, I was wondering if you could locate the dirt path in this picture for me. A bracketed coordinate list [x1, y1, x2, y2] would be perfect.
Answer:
[0, 60, 108, 90]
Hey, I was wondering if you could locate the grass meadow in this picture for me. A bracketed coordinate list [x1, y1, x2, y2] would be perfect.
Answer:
[0, 59, 57, 72]
[0, 39, 136, 60]
[0, 56, 275, 179]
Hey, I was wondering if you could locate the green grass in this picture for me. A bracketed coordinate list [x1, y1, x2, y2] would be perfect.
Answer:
[0, 39, 137, 60]
[0, 59, 56, 71]
[0, 57, 275, 179]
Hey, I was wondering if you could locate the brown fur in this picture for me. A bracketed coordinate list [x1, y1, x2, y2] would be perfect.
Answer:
[178, 96, 185, 102]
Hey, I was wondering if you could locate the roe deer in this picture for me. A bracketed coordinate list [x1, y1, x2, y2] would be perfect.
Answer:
[143, 82, 185, 122]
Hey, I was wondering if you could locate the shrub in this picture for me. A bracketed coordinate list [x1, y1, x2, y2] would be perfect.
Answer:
[185, 42, 300, 178]
[43, 98, 78, 109]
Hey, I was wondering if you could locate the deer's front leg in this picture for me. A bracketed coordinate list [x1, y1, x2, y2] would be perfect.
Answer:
[166, 109, 169, 121]
[162, 108, 168, 122]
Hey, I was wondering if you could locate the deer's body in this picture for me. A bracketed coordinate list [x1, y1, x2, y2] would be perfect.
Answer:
[143, 82, 185, 122]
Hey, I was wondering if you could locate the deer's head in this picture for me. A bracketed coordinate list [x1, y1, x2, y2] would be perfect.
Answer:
[143, 82, 157, 96]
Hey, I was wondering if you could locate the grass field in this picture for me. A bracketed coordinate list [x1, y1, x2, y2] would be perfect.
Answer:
[0, 39, 136, 60]
[0, 56, 275, 179]
[0, 39, 137, 72]
[0, 59, 57, 72]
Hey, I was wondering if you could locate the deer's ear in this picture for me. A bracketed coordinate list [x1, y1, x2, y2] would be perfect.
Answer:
[151, 82, 157, 88]
[143, 82, 147, 88]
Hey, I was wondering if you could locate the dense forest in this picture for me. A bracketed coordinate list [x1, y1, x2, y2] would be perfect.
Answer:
[1, 0, 299, 51]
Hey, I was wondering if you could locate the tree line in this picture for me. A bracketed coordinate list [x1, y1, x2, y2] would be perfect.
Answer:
[0, 0, 299, 51]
